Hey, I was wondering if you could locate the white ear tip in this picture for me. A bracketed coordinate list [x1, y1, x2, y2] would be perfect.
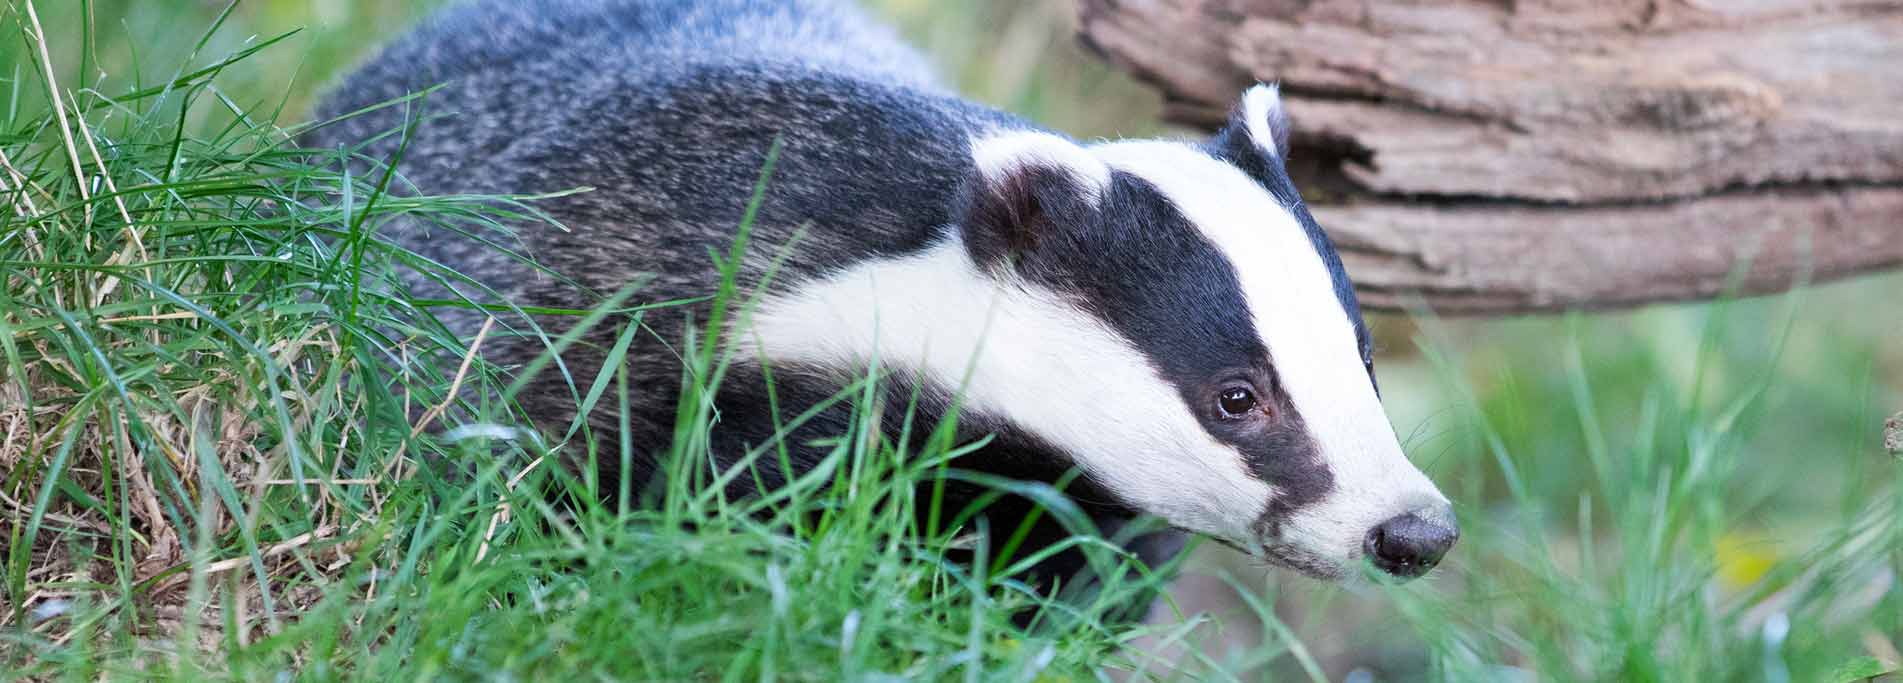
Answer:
[1246, 83, 1281, 105]
[970, 130, 1112, 194]
[1241, 83, 1288, 158]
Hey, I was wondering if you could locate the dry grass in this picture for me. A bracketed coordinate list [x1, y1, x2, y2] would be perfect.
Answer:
[0, 0, 558, 660]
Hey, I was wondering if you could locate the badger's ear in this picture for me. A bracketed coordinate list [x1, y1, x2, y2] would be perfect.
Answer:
[1215, 83, 1291, 164]
[957, 131, 1110, 269]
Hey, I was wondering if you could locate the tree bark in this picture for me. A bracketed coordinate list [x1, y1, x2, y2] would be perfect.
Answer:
[1077, 0, 1903, 313]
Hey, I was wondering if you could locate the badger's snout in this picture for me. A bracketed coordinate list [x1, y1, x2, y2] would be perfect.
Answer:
[1365, 505, 1458, 579]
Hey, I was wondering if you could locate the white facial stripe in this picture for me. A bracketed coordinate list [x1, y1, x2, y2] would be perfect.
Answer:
[734, 241, 1272, 542]
[1091, 141, 1446, 558]
[1241, 84, 1282, 159]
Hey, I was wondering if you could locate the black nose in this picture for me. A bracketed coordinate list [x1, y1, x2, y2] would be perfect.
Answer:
[1366, 510, 1458, 579]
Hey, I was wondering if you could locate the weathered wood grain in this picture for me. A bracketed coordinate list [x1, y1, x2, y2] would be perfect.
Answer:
[1078, 0, 1903, 312]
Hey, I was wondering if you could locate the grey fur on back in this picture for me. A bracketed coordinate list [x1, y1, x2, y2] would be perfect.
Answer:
[317, 0, 943, 186]
[307, 0, 1035, 481]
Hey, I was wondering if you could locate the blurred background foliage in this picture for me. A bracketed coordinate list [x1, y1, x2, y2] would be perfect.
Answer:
[16, 0, 1899, 679]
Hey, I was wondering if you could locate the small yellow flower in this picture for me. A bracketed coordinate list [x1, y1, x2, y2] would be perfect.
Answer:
[1714, 532, 1780, 590]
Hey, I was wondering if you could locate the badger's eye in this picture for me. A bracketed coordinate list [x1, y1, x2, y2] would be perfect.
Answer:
[1217, 387, 1258, 418]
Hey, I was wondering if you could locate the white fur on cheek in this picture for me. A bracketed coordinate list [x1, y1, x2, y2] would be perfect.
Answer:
[732, 242, 1274, 543]
[1093, 141, 1448, 568]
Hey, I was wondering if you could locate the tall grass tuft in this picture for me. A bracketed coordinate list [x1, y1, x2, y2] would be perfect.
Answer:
[0, 0, 552, 671]
[1364, 305, 1903, 681]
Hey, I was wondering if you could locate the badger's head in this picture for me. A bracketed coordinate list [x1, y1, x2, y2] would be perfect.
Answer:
[748, 85, 1454, 580]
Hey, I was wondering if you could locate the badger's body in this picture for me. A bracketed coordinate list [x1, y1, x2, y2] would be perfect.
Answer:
[312, 0, 1457, 599]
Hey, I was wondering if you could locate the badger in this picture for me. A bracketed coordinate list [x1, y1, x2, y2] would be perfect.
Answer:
[308, 0, 1457, 597]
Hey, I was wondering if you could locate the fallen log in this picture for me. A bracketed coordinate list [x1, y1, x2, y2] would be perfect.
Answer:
[1077, 0, 1903, 313]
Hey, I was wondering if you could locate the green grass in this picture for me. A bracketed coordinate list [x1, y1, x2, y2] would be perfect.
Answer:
[2, 1, 1899, 681]
[0, 3, 1204, 679]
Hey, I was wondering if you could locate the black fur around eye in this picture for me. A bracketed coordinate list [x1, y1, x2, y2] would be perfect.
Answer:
[1217, 387, 1258, 418]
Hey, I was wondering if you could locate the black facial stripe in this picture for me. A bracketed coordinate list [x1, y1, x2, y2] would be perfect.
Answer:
[1030, 172, 1263, 387]
[1004, 170, 1334, 522]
